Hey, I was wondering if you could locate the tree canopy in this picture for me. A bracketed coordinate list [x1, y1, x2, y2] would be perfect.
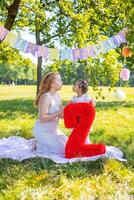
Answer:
[0, 0, 133, 90]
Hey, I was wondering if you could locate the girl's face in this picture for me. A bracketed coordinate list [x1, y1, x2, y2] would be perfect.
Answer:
[52, 74, 63, 91]
[72, 81, 81, 93]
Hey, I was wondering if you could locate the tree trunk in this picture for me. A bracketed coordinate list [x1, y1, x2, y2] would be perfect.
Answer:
[4, 0, 21, 30]
[35, 28, 42, 96]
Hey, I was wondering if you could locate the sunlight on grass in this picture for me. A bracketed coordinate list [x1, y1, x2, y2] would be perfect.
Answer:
[0, 85, 134, 199]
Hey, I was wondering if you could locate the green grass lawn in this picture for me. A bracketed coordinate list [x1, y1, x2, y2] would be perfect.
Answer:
[0, 85, 134, 200]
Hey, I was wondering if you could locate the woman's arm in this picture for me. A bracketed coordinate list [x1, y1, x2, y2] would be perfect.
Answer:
[38, 95, 62, 123]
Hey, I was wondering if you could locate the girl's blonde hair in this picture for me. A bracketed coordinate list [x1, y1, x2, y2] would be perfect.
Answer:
[35, 71, 60, 105]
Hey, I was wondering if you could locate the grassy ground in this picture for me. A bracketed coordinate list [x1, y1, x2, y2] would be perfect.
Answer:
[0, 85, 134, 200]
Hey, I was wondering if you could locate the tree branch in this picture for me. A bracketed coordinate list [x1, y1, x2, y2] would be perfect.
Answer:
[4, 0, 21, 30]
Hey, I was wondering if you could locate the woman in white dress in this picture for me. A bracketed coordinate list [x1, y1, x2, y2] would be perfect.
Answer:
[33, 72, 68, 155]
[0, 72, 126, 162]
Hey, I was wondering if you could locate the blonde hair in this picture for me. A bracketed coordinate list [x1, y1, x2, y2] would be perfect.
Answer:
[35, 72, 60, 105]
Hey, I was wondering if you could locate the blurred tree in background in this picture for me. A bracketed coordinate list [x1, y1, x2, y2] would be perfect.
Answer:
[0, 0, 133, 90]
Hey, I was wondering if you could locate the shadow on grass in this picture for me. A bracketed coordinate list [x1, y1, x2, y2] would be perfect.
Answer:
[96, 101, 134, 111]
[0, 99, 37, 119]
[0, 99, 133, 120]
[63, 100, 134, 111]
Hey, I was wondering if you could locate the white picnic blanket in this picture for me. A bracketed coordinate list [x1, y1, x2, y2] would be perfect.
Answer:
[0, 136, 127, 163]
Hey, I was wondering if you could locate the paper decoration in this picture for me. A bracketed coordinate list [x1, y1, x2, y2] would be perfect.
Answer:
[118, 32, 127, 43]
[36, 46, 48, 58]
[14, 38, 28, 52]
[72, 48, 88, 60]
[87, 46, 96, 57]
[48, 48, 60, 60]
[107, 38, 117, 49]
[120, 68, 130, 81]
[25, 42, 39, 56]
[3, 32, 17, 47]
[0, 26, 128, 61]
[103, 40, 111, 52]
[60, 49, 72, 60]
[122, 46, 132, 58]
[93, 42, 106, 55]
[112, 32, 126, 47]
[0, 26, 9, 41]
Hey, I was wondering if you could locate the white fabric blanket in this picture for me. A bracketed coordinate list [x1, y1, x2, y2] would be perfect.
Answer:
[0, 136, 127, 164]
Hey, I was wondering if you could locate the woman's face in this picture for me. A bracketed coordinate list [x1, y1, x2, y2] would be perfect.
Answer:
[52, 74, 63, 91]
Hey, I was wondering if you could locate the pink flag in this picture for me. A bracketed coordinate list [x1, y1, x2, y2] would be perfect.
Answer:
[0, 26, 9, 41]
[36, 46, 48, 58]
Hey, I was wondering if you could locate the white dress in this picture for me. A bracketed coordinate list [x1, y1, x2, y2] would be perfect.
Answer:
[71, 93, 92, 103]
[71, 93, 93, 144]
[32, 92, 68, 155]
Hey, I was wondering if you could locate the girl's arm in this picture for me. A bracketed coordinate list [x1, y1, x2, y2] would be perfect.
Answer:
[90, 99, 96, 107]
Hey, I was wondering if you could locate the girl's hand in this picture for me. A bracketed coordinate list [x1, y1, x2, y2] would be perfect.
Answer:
[90, 99, 96, 107]
[58, 113, 64, 118]
[57, 107, 64, 118]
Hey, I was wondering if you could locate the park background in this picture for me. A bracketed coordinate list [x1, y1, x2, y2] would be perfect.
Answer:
[0, 0, 134, 199]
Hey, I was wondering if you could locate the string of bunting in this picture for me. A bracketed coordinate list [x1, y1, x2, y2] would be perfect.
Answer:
[0, 26, 127, 61]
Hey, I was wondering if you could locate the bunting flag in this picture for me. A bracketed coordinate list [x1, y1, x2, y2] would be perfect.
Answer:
[72, 48, 89, 60]
[36, 46, 48, 58]
[48, 48, 60, 60]
[112, 32, 126, 47]
[93, 42, 106, 56]
[14, 38, 28, 52]
[87, 46, 96, 57]
[0, 26, 127, 61]
[0, 26, 9, 41]
[60, 49, 72, 60]
[103, 40, 112, 52]
[103, 38, 116, 52]
[25, 42, 39, 56]
[3, 32, 17, 47]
